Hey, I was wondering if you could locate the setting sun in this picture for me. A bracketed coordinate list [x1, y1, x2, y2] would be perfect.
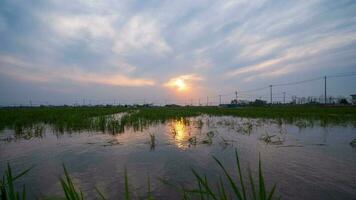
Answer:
[174, 79, 187, 91]
[164, 74, 203, 93]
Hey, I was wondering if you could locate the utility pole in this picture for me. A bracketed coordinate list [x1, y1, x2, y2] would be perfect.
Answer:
[324, 76, 327, 104]
[206, 96, 209, 106]
[191, 98, 193, 106]
[270, 85, 273, 104]
[219, 95, 222, 105]
[198, 98, 201, 106]
[235, 91, 238, 101]
[283, 92, 286, 104]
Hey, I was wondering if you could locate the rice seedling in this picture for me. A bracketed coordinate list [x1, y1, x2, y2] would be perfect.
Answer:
[202, 133, 214, 145]
[124, 168, 130, 200]
[0, 163, 33, 200]
[260, 133, 276, 144]
[242, 122, 253, 135]
[195, 119, 204, 129]
[161, 149, 278, 200]
[59, 164, 83, 200]
[206, 131, 215, 138]
[259, 132, 284, 145]
[188, 136, 197, 146]
[219, 137, 232, 149]
[146, 175, 154, 200]
[149, 133, 156, 150]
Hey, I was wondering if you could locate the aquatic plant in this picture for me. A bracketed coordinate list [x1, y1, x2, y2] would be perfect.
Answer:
[350, 139, 356, 147]
[188, 136, 197, 146]
[201, 131, 215, 145]
[260, 132, 284, 145]
[162, 149, 278, 200]
[59, 165, 83, 200]
[0, 164, 32, 200]
[149, 133, 156, 150]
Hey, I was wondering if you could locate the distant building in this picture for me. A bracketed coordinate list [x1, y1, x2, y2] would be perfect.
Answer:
[351, 94, 356, 105]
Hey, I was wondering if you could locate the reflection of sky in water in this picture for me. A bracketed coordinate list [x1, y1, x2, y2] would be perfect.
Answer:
[1, 116, 356, 200]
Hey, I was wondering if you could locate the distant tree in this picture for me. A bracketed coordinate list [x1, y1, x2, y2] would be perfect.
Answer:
[339, 98, 349, 105]
[250, 99, 267, 106]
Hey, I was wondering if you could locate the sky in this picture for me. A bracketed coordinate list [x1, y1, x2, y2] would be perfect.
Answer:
[0, 0, 356, 106]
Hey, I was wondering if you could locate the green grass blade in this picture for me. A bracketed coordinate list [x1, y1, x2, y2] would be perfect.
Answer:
[60, 164, 83, 200]
[22, 185, 26, 200]
[147, 175, 154, 200]
[258, 154, 266, 200]
[217, 177, 227, 200]
[248, 167, 257, 200]
[267, 184, 277, 200]
[95, 187, 107, 200]
[198, 180, 205, 200]
[212, 156, 243, 200]
[6, 163, 15, 200]
[235, 149, 247, 200]
[13, 166, 34, 182]
[124, 168, 130, 200]
[190, 169, 217, 200]
[204, 176, 210, 200]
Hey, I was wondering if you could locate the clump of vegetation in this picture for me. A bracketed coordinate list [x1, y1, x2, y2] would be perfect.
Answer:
[162, 149, 278, 200]
[195, 119, 204, 129]
[350, 139, 356, 147]
[0, 106, 129, 134]
[0, 164, 32, 200]
[260, 132, 284, 145]
[188, 136, 197, 146]
[60, 165, 84, 200]
[149, 133, 156, 150]
[201, 131, 215, 145]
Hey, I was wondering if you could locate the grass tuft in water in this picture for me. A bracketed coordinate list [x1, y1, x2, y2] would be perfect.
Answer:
[149, 133, 156, 150]
[59, 164, 83, 200]
[173, 149, 279, 200]
[0, 163, 32, 200]
[350, 139, 356, 147]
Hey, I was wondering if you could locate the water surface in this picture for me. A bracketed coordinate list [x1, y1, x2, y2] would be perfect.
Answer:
[1, 116, 356, 199]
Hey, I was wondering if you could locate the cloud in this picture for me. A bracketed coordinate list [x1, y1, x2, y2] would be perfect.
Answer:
[227, 32, 356, 79]
[48, 14, 117, 39]
[45, 12, 171, 56]
[0, 16, 6, 32]
[113, 15, 172, 55]
[0, 55, 155, 87]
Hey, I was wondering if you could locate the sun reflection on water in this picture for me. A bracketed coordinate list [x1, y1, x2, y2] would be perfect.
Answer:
[169, 119, 190, 149]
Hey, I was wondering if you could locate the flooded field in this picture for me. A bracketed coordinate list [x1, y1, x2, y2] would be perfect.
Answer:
[1, 113, 356, 200]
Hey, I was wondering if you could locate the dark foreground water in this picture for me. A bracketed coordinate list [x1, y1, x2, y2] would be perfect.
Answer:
[1, 116, 356, 199]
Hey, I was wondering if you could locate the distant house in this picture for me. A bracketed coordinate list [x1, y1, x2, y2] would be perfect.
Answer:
[351, 94, 356, 105]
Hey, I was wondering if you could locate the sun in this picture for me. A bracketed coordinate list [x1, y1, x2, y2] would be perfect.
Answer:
[174, 79, 187, 91]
